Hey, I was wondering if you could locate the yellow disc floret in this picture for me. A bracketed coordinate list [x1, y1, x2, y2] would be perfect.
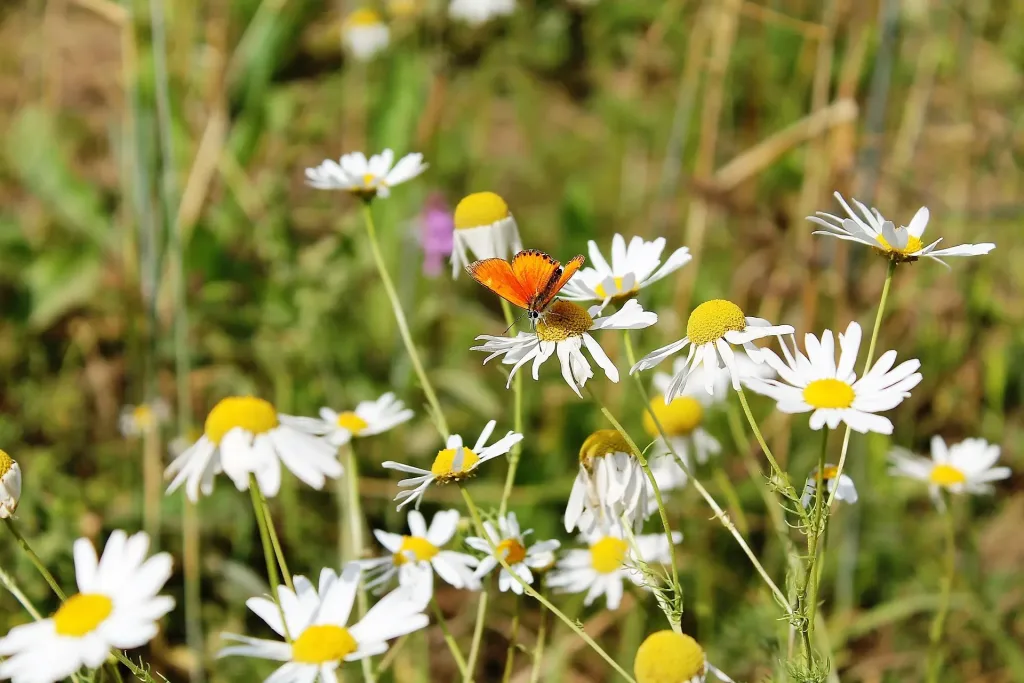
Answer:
[876, 232, 923, 259]
[454, 192, 511, 230]
[345, 8, 384, 28]
[337, 412, 369, 435]
[53, 593, 114, 637]
[686, 300, 746, 346]
[593, 276, 639, 301]
[292, 624, 359, 663]
[0, 450, 12, 478]
[590, 537, 629, 574]
[393, 536, 440, 565]
[204, 397, 279, 445]
[430, 447, 480, 483]
[820, 465, 839, 480]
[579, 429, 632, 467]
[803, 379, 855, 409]
[536, 301, 594, 343]
[496, 538, 527, 564]
[929, 464, 967, 487]
[644, 396, 703, 438]
[634, 630, 706, 683]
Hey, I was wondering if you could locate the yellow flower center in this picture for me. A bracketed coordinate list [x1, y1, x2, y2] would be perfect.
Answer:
[535, 301, 594, 342]
[345, 8, 383, 28]
[292, 624, 359, 664]
[393, 536, 440, 565]
[132, 404, 155, 428]
[204, 396, 279, 445]
[929, 464, 967, 487]
[593, 277, 639, 301]
[876, 232, 923, 256]
[686, 299, 746, 346]
[337, 411, 369, 435]
[802, 379, 855, 409]
[362, 173, 378, 187]
[579, 429, 632, 467]
[53, 593, 114, 637]
[821, 465, 839, 480]
[430, 447, 480, 483]
[590, 537, 629, 574]
[496, 538, 527, 565]
[634, 630, 706, 683]
[454, 192, 510, 230]
[643, 395, 703, 438]
[0, 450, 12, 478]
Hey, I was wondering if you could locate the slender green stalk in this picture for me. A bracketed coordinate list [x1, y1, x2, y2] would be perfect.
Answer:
[253, 482, 293, 592]
[430, 596, 469, 677]
[248, 475, 291, 641]
[0, 564, 43, 621]
[372, 634, 409, 677]
[498, 299, 524, 518]
[181, 501, 204, 682]
[797, 428, 831, 667]
[501, 600, 522, 683]
[340, 444, 375, 683]
[528, 586, 549, 683]
[141, 427, 162, 549]
[735, 388, 803, 512]
[359, 202, 449, 439]
[3, 519, 66, 600]
[926, 496, 957, 683]
[465, 583, 489, 682]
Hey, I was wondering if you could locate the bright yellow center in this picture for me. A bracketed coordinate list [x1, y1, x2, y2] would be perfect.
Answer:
[593, 277, 639, 301]
[803, 379, 855, 409]
[454, 192, 510, 230]
[132, 404, 155, 428]
[204, 396, 279, 445]
[337, 411, 369, 435]
[393, 536, 440, 565]
[929, 464, 967, 487]
[292, 625, 359, 664]
[496, 538, 527, 565]
[430, 447, 480, 482]
[876, 233, 923, 256]
[686, 299, 746, 346]
[53, 593, 114, 637]
[345, 8, 383, 28]
[821, 466, 839, 480]
[634, 630, 706, 683]
[362, 173, 378, 187]
[0, 450, 12, 478]
[536, 301, 594, 342]
[643, 395, 703, 438]
[579, 429, 632, 467]
[590, 537, 629, 574]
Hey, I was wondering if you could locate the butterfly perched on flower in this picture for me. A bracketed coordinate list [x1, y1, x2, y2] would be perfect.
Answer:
[467, 249, 585, 322]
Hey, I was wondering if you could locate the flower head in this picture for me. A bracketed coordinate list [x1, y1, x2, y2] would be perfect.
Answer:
[0, 450, 21, 519]
[560, 235, 691, 303]
[474, 299, 657, 398]
[808, 191, 994, 264]
[0, 531, 173, 683]
[119, 399, 170, 437]
[643, 388, 721, 469]
[448, 0, 515, 24]
[449, 192, 523, 278]
[745, 322, 922, 434]
[417, 193, 455, 277]
[889, 436, 1011, 507]
[342, 8, 390, 61]
[800, 464, 858, 508]
[653, 351, 775, 407]
[284, 393, 413, 448]
[382, 421, 523, 509]
[565, 430, 650, 534]
[305, 149, 426, 200]
[164, 396, 342, 501]
[466, 512, 561, 594]
[634, 631, 734, 683]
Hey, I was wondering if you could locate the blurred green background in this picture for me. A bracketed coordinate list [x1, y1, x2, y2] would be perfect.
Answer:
[1, 0, 1022, 681]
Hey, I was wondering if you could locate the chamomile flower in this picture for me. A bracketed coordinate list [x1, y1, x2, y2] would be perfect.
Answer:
[889, 436, 1011, 507]
[0, 531, 173, 683]
[449, 192, 523, 278]
[546, 527, 681, 610]
[565, 430, 649, 534]
[285, 393, 413, 448]
[118, 399, 170, 437]
[164, 396, 343, 502]
[305, 149, 427, 200]
[465, 512, 561, 594]
[560, 234, 691, 302]
[634, 631, 734, 683]
[473, 299, 657, 398]
[808, 191, 995, 264]
[341, 8, 390, 61]
[219, 564, 428, 681]
[0, 449, 21, 519]
[382, 421, 523, 509]
[361, 509, 479, 605]
[800, 464, 858, 507]
[655, 352, 776, 406]
[448, 0, 515, 24]
[631, 299, 792, 398]
[745, 321, 922, 434]
[644, 379, 722, 468]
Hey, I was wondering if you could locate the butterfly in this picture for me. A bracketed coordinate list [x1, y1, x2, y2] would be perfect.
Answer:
[466, 249, 585, 322]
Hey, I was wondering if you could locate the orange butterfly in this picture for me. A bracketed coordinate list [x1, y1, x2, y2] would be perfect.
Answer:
[467, 249, 585, 322]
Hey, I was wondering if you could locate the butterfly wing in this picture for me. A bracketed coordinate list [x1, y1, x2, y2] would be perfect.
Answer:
[466, 258, 532, 309]
[511, 250, 563, 311]
[536, 254, 585, 309]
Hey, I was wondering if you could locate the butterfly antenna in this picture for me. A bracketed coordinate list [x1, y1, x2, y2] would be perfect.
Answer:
[503, 311, 528, 334]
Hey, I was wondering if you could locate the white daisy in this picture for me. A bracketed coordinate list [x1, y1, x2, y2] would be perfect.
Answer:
[744, 321, 922, 435]
[643, 379, 722, 468]
[305, 149, 427, 200]
[449, 192, 523, 278]
[889, 436, 1011, 506]
[284, 393, 413, 448]
[341, 9, 390, 61]
[0, 531, 173, 683]
[546, 527, 681, 610]
[360, 509, 479, 605]
[559, 234, 691, 302]
[448, 0, 515, 24]
[800, 463, 859, 507]
[381, 420, 523, 509]
[631, 299, 793, 398]
[219, 564, 428, 682]
[808, 191, 995, 264]
[164, 396, 343, 502]
[654, 351, 776, 407]
[634, 630, 735, 683]
[118, 398, 170, 437]
[465, 512, 561, 595]
[0, 449, 21, 519]
[565, 430, 650, 534]
[473, 299, 657, 398]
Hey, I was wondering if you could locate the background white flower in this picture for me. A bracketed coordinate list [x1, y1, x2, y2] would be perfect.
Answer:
[118, 398, 170, 437]
[284, 393, 413, 447]
[560, 234, 691, 302]
[800, 464, 859, 507]
[449, 0, 515, 24]
[466, 513, 560, 594]
[0, 450, 21, 519]
[889, 436, 1011, 506]
[565, 430, 649, 534]
[305, 149, 426, 198]
[342, 9, 390, 61]
[450, 191, 523, 278]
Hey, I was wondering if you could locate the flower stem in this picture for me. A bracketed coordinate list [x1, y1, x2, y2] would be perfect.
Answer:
[459, 486, 637, 683]
[360, 202, 450, 439]
[0, 564, 43, 621]
[498, 299, 524, 518]
[797, 428, 830, 668]
[465, 584, 489, 682]
[3, 518, 66, 600]
[431, 596, 469, 677]
[341, 444, 375, 683]
[926, 495, 956, 683]
[248, 475, 291, 641]
[735, 388, 803, 513]
[501, 598, 521, 683]
[528, 586, 549, 683]
[253, 481, 293, 593]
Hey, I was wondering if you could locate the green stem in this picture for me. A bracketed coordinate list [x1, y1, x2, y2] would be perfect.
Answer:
[0, 564, 43, 621]
[182, 502, 204, 683]
[360, 202, 449, 439]
[248, 475, 291, 641]
[528, 586, 549, 683]
[498, 299, 524, 518]
[341, 444, 375, 683]
[465, 584, 488, 682]
[500, 599, 521, 683]
[797, 428, 830, 668]
[254, 482, 293, 593]
[372, 634, 409, 678]
[926, 496, 956, 683]
[431, 596, 469, 677]
[735, 388, 804, 515]
[3, 518, 66, 600]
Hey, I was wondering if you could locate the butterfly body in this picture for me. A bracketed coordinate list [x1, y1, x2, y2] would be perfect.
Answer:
[466, 249, 585, 322]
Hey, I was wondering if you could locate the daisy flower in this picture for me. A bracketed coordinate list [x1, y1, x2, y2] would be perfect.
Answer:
[0, 531, 173, 683]
[631, 299, 792, 398]
[644, 376, 722, 468]
[164, 396, 343, 502]
[559, 234, 691, 302]
[285, 393, 413, 448]
[473, 299, 657, 398]
[800, 464, 858, 508]
[655, 351, 776, 406]
[382, 420, 523, 509]
[305, 149, 427, 200]
[546, 527, 681, 610]
[808, 191, 995, 264]
[449, 192, 523, 278]
[219, 564, 428, 682]
[634, 631, 734, 683]
[341, 8, 390, 61]
[889, 436, 1011, 507]
[465, 512, 561, 594]
[361, 509, 479, 605]
[745, 321, 922, 434]
[118, 398, 170, 437]
[448, 0, 515, 24]
[0, 449, 21, 519]
[565, 430, 649, 534]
